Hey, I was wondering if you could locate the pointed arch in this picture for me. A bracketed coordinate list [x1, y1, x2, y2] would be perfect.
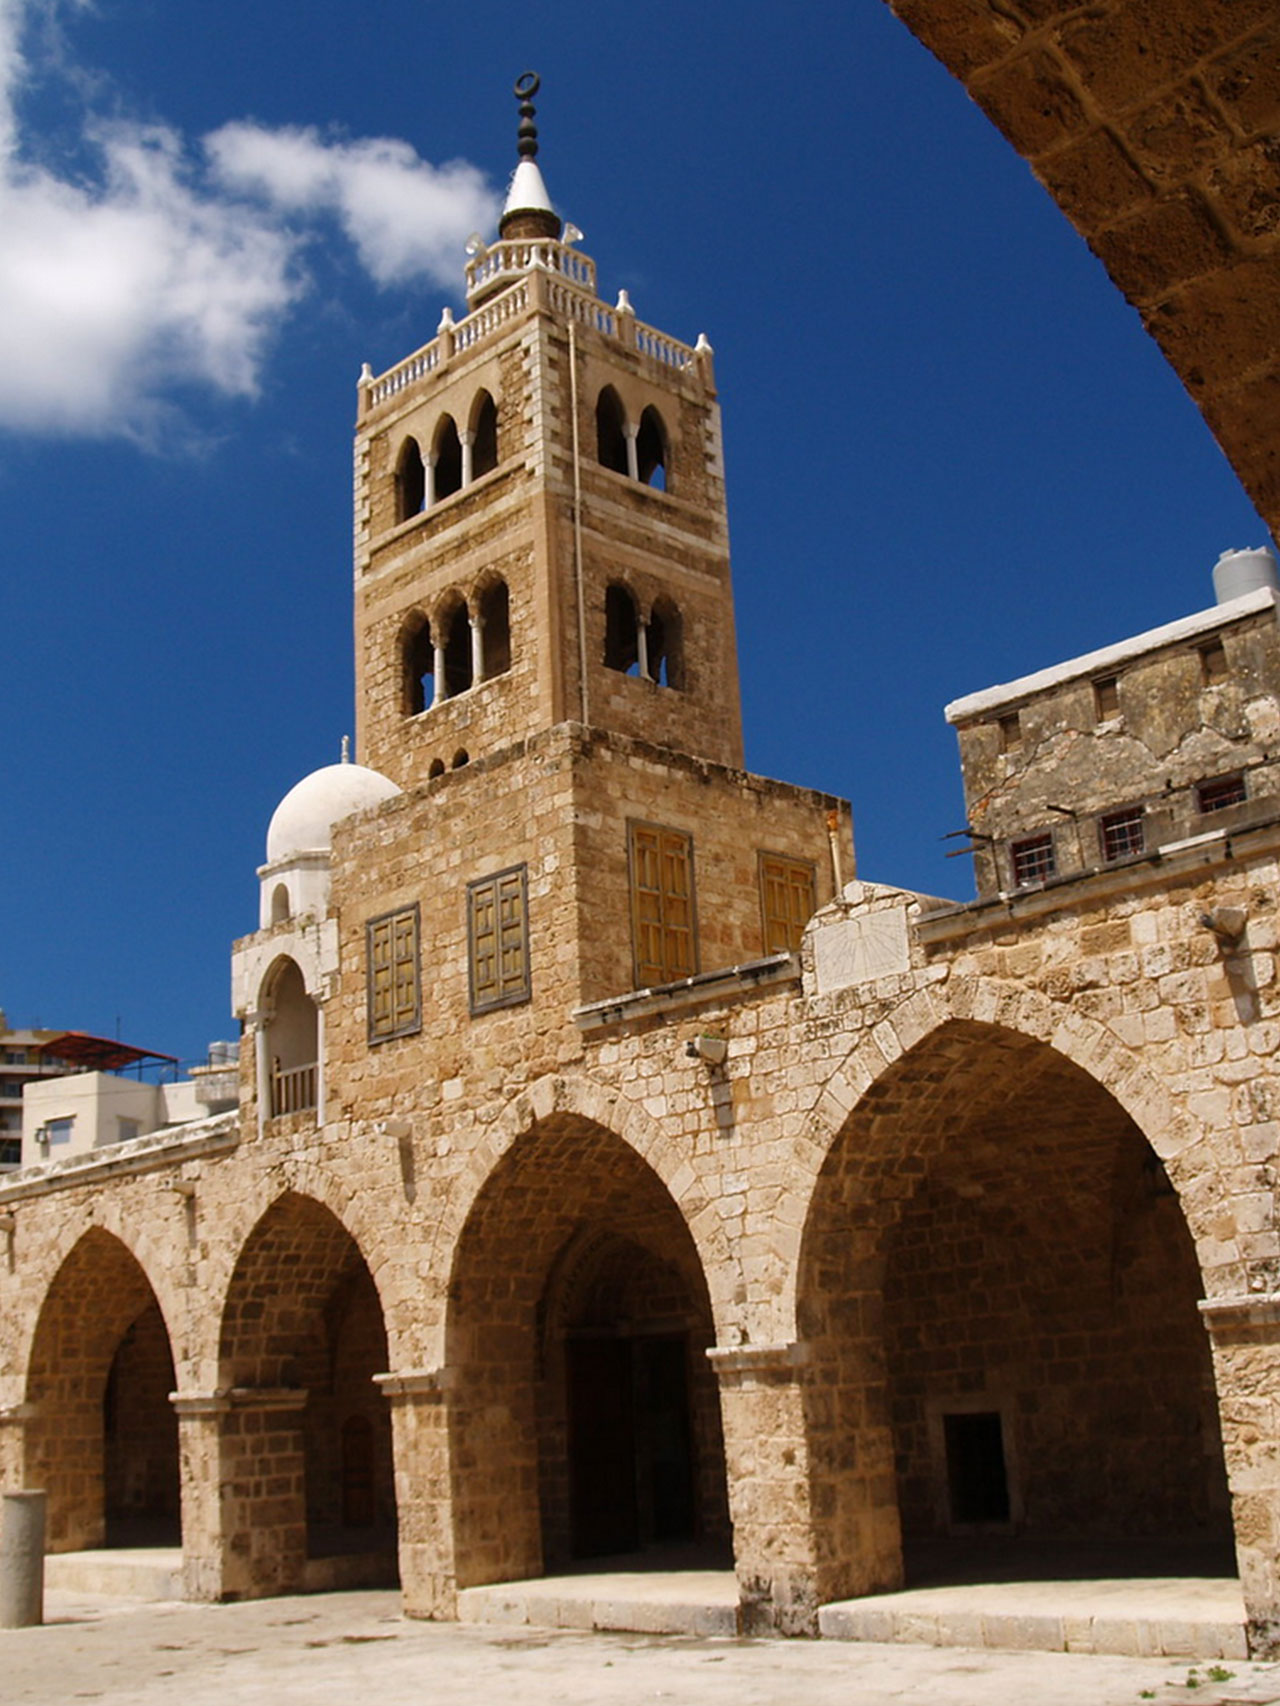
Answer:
[401, 608, 434, 716]
[595, 385, 628, 475]
[25, 1228, 180, 1552]
[604, 581, 642, 675]
[637, 404, 668, 490]
[475, 577, 511, 680]
[432, 415, 462, 502]
[647, 595, 684, 689]
[259, 955, 317, 1118]
[394, 437, 425, 522]
[439, 597, 473, 698]
[469, 389, 498, 479]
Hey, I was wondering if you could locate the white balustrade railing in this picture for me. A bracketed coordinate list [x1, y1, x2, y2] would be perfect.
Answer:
[363, 255, 702, 411]
[465, 238, 596, 300]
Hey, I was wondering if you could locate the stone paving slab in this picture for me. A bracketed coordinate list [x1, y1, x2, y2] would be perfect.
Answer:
[458, 1565, 740, 1636]
[3, 1589, 1280, 1706]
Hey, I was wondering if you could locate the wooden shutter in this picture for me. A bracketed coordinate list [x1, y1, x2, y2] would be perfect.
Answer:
[367, 905, 421, 1041]
[468, 865, 530, 1012]
[630, 823, 695, 987]
[759, 854, 816, 954]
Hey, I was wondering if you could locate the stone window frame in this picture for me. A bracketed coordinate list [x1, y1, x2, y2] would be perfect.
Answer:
[757, 851, 817, 955]
[1098, 804, 1145, 863]
[467, 864, 531, 1015]
[1093, 674, 1121, 723]
[366, 903, 422, 1044]
[628, 820, 698, 989]
[1199, 638, 1230, 687]
[1009, 832, 1055, 889]
[925, 1391, 1023, 1536]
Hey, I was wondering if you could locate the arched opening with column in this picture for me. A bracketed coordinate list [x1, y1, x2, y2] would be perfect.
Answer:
[260, 956, 318, 1118]
[25, 1229, 180, 1553]
[796, 1018, 1232, 1607]
[446, 1114, 730, 1589]
[216, 1192, 397, 1598]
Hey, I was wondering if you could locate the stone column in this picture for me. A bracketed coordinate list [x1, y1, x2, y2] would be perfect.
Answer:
[460, 430, 475, 489]
[1202, 1296, 1280, 1656]
[470, 613, 485, 687]
[0, 1402, 34, 1494]
[424, 452, 437, 510]
[172, 1392, 229, 1602]
[624, 423, 639, 482]
[218, 1388, 309, 1601]
[432, 639, 447, 707]
[375, 1369, 456, 1619]
[0, 1491, 45, 1627]
[708, 1342, 822, 1635]
[636, 615, 650, 682]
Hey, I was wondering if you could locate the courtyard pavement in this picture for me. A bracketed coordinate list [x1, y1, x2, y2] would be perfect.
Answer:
[5, 1587, 1280, 1706]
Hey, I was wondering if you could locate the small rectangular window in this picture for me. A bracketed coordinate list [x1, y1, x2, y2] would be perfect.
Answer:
[1199, 639, 1229, 686]
[45, 1117, 74, 1146]
[998, 712, 1022, 753]
[1010, 833, 1055, 888]
[1197, 773, 1247, 814]
[1093, 676, 1120, 721]
[759, 854, 817, 955]
[367, 904, 422, 1043]
[1100, 806, 1144, 862]
[468, 865, 531, 1014]
[629, 821, 696, 987]
[117, 1117, 141, 1145]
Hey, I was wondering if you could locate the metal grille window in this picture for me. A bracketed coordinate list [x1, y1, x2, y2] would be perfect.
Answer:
[367, 904, 421, 1042]
[1197, 773, 1247, 814]
[759, 853, 816, 954]
[1100, 806, 1145, 862]
[1010, 833, 1055, 888]
[467, 865, 530, 1013]
[629, 822, 696, 987]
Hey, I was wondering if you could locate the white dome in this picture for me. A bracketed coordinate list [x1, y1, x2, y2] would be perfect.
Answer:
[266, 762, 402, 862]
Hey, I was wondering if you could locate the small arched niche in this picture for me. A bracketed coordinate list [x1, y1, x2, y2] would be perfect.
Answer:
[402, 612, 434, 716]
[477, 579, 511, 680]
[637, 406, 668, 491]
[434, 416, 463, 502]
[451, 748, 470, 769]
[394, 437, 425, 522]
[647, 597, 684, 690]
[270, 883, 291, 926]
[604, 582, 642, 676]
[596, 386, 629, 476]
[471, 390, 498, 480]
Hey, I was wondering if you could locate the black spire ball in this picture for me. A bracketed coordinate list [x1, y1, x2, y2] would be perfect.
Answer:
[514, 71, 540, 160]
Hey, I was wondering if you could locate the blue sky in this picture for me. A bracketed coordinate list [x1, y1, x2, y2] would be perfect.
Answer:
[2, 0, 1270, 1064]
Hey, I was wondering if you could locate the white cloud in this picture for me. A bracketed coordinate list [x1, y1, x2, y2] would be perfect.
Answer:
[0, 0, 500, 443]
[207, 123, 499, 289]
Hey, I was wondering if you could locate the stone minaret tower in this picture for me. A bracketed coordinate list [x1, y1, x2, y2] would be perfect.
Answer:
[352, 74, 743, 790]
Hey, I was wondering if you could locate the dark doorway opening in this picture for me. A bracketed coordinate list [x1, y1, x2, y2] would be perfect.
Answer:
[566, 1331, 696, 1559]
[944, 1411, 1010, 1527]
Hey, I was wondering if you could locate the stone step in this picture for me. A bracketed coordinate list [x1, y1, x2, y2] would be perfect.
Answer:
[44, 1548, 184, 1601]
[457, 1568, 741, 1637]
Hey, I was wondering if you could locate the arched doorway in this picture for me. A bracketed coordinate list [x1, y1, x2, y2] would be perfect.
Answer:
[797, 1020, 1232, 1603]
[217, 1193, 397, 1597]
[446, 1116, 730, 1588]
[26, 1230, 180, 1552]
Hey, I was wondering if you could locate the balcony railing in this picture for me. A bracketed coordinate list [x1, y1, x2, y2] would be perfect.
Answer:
[270, 1061, 316, 1118]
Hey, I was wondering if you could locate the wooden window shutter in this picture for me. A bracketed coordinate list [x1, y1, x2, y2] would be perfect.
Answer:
[629, 822, 696, 987]
[367, 904, 421, 1042]
[759, 854, 816, 954]
[468, 865, 530, 1013]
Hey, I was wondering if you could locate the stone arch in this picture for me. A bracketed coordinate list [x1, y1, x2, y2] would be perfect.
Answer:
[434, 592, 473, 698]
[430, 1074, 742, 1336]
[24, 1226, 181, 1553]
[432, 414, 462, 502]
[400, 606, 434, 715]
[473, 573, 511, 681]
[789, 992, 1232, 1604]
[468, 388, 498, 479]
[442, 1078, 734, 1587]
[393, 435, 425, 522]
[259, 955, 317, 1119]
[595, 384, 628, 474]
[603, 580, 642, 675]
[214, 1189, 397, 1598]
[636, 403, 668, 490]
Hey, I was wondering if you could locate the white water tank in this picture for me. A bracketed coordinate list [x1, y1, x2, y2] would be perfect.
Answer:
[1213, 546, 1280, 604]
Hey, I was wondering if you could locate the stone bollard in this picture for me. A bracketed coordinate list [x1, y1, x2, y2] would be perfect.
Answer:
[0, 1490, 46, 1627]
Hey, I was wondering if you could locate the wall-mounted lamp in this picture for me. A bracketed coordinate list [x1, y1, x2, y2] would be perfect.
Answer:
[171, 1181, 196, 1200]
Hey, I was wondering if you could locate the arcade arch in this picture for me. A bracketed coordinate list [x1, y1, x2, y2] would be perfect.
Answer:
[796, 1019, 1231, 1605]
[445, 1112, 730, 1588]
[25, 1229, 179, 1553]
[216, 1192, 396, 1597]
